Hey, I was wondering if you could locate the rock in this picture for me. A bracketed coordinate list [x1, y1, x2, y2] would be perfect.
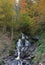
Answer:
[31, 37, 39, 42]
[1, 33, 37, 65]
[22, 60, 31, 65]
[14, 50, 18, 57]
[9, 60, 18, 65]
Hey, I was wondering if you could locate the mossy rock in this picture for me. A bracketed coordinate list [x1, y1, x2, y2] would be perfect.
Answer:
[0, 59, 3, 65]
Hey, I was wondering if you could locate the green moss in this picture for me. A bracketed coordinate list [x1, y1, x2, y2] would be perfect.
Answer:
[0, 59, 3, 65]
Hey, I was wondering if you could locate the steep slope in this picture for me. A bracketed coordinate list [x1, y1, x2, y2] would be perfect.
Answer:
[32, 32, 45, 65]
[0, 33, 11, 58]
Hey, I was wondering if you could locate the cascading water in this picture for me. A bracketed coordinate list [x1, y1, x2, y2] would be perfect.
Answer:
[15, 33, 31, 65]
[16, 39, 22, 65]
[16, 39, 22, 60]
[3, 33, 31, 65]
[21, 33, 25, 40]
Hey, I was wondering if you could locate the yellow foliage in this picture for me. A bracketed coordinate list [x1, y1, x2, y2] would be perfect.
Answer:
[37, 0, 45, 15]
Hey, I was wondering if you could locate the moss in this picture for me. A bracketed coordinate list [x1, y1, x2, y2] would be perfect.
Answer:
[0, 59, 3, 65]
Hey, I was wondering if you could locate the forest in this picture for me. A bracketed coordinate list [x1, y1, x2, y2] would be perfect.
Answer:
[0, 0, 45, 65]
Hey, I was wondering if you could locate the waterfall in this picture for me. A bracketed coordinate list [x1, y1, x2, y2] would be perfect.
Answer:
[18, 61, 21, 65]
[25, 40, 30, 47]
[17, 60, 23, 65]
[12, 63, 14, 65]
[8, 33, 31, 65]
[16, 33, 31, 65]
[21, 33, 25, 40]
[16, 39, 22, 60]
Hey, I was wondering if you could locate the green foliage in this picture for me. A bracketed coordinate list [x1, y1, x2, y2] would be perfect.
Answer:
[17, 13, 31, 35]
[0, 0, 45, 36]
[0, 0, 15, 33]
[32, 32, 45, 64]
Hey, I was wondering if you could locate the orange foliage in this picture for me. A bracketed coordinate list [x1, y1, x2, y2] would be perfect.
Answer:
[37, 0, 45, 15]
[20, 0, 27, 12]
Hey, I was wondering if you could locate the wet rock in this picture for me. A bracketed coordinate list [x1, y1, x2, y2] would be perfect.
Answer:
[14, 50, 18, 57]
[1, 33, 36, 65]
[22, 60, 31, 65]
[9, 60, 17, 65]
[31, 37, 39, 42]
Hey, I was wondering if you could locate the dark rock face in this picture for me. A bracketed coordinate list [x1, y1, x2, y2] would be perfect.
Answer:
[31, 37, 39, 42]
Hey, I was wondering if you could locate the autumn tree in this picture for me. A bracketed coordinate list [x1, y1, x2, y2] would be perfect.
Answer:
[0, 0, 16, 33]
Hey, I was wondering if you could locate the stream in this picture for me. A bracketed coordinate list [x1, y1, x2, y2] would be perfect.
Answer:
[2, 33, 36, 65]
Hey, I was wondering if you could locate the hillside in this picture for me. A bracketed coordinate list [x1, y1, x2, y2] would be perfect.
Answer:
[32, 32, 45, 65]
[0, 0, 45, 65]
[0, 32, 11, 59]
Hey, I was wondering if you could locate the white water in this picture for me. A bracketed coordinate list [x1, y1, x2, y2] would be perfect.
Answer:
[16, 39, 22, 60]
[22, 33, 25, 40]
[16, 33, 30, 65]
[18, 61, 21, 65]
[12, 63, 14, 65]
[18, 60, 23, 65]
[25, 40, 30, 47]
[17, 39, 22, 47]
